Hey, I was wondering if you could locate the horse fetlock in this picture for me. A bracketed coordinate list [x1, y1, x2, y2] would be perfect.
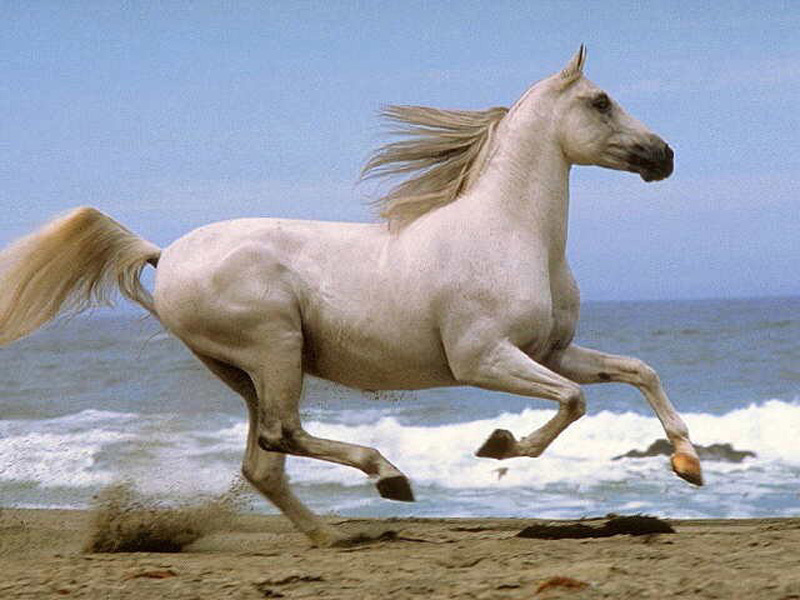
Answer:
[668, 424, 692, 447]
[516, 431, 549, 457]
[357, 447, 388, 478]
[306, 527, 347, 548]
[475, 428, 518, 459]
[563, 387, 586, 419]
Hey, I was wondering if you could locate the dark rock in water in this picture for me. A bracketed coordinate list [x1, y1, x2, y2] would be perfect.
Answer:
[517, 515, 674, 539]
[613, 438, 756, 462]
[697, 442, 757, 462]
[614, 438, 673, 459]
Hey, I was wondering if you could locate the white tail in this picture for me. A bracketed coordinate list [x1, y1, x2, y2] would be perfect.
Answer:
[0, 207, 161, 345]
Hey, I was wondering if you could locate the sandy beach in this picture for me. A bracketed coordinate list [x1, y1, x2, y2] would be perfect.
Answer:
[2, 509, 799, 599]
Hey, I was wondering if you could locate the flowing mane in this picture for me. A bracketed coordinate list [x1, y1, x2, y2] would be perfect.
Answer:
[362, 105, 508, 228]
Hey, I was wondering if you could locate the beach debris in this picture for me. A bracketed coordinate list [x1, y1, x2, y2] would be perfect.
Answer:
[254, 574, 325, 598]
[123, 569, 178, 580]
[496, 582, 522, 589]
[332, 529, 401, 549]
[535, 576, 589, 594]
[613, 438, 756, 462]
[83, 481, 244, 553]
[517, 515, 675, 539]
[439, 555, 485, 569]
[254, 585, 285, 599]
[259, 574, 325, 585]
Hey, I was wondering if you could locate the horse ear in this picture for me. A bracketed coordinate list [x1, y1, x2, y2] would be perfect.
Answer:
[560, 45, 587, 82]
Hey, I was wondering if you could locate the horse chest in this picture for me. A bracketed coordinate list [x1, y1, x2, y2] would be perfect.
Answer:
[509, 304, 575, 360]
[510, 274, 579, 360]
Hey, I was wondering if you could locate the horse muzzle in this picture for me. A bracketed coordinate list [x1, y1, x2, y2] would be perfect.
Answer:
[627, 140, 674, 182]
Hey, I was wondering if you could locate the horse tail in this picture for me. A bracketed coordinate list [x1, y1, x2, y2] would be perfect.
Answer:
[0, 206, 161, 346]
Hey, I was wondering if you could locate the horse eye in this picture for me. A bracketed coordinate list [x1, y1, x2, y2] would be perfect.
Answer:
[592, 93, 611, 112]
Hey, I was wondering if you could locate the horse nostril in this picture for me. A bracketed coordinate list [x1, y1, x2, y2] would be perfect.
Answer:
[664, 144, 674, 161]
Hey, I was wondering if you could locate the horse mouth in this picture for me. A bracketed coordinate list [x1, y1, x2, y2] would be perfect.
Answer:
[627, 143, 674, 182]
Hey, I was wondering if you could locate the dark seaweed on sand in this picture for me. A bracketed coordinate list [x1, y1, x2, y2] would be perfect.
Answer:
[517, 515, 675, 539]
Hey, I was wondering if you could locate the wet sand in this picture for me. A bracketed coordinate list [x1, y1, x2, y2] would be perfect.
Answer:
[2, 509, 799, 599]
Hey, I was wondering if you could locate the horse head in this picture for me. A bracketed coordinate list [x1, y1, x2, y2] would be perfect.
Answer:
[518, 46, 674, 182]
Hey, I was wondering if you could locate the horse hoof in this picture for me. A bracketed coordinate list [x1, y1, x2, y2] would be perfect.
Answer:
[376, 475, 415, 502]
[475, 429, 516, 459]
[671, 453, 703, 486]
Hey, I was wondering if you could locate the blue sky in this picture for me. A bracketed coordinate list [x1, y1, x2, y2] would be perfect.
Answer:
[2, 1, 798, 300]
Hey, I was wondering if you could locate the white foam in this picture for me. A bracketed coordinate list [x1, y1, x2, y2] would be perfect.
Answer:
[685, 399, 800, 461]
[286, 400, 800, 491]
[0, 409, 138, 436]
[0, 429, 134, 487]
[2, 400, 798, 518]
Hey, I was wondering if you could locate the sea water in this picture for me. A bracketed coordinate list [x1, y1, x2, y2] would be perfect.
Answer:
[1, 297, 798, 519]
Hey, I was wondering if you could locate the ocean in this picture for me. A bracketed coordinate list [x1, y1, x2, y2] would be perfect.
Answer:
[1, 296, 798, 520]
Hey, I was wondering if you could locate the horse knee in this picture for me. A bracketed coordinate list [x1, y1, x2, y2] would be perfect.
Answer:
[629, 359, 660, 389]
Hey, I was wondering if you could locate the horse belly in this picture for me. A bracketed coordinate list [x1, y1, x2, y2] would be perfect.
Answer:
[302, 314, 454, 391]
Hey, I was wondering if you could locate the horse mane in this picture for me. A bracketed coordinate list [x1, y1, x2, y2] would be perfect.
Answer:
[361, 104, 508, 229]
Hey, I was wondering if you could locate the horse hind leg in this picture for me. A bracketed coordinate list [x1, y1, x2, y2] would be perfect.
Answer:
[194, 354, 343, 546]
[242, 441, 342, 547]
[245, 337, 414, 503]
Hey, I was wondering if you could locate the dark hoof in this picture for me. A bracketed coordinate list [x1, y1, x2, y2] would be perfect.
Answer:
[376, 475, 415, 502]
[476, 429, 516, 459]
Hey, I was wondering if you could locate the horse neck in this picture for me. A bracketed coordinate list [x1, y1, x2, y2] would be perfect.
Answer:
[464, 97, 571, 260]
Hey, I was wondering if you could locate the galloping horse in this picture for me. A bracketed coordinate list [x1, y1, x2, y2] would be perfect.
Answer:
[0, 48, 701, 546]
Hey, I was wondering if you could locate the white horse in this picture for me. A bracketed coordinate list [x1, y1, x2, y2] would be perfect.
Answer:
[0, 48, 701, 546]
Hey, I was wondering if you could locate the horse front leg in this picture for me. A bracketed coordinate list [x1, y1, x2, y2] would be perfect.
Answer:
[546, 344, 703, 486]
[450, 342, 587, 459]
